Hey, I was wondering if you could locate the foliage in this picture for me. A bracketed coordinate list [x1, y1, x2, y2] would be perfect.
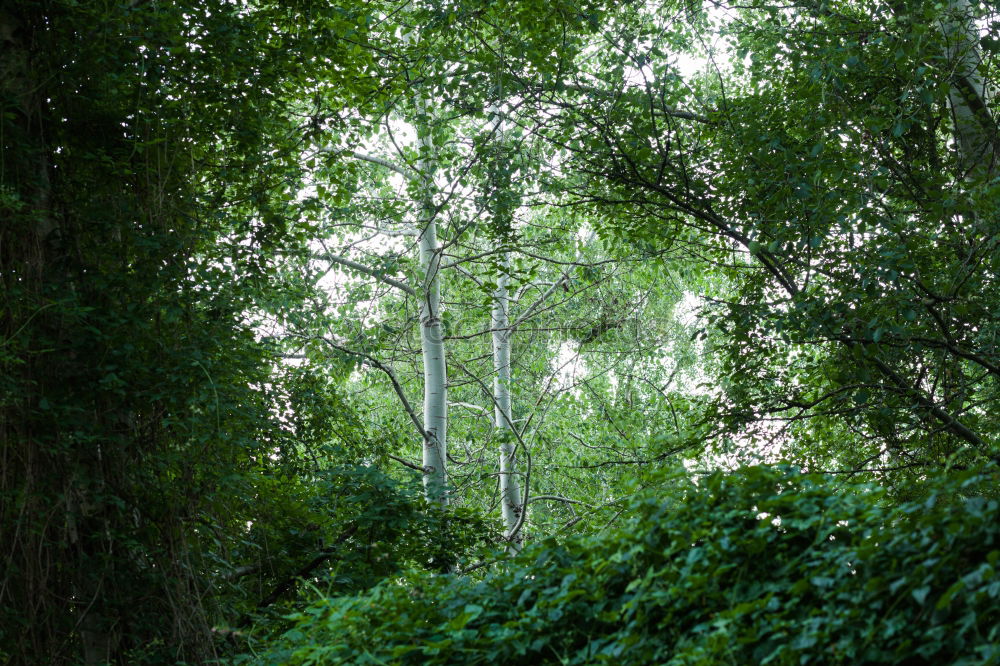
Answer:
[524, 0, 1000, 481]
[245, 465, 1000, 665]
[224, 463, 497, 641]
[5, 0, 1000, 663]
[0, 0, 428, 662]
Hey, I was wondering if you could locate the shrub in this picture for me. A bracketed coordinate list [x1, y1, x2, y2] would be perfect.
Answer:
[239, 465, 1000, 665]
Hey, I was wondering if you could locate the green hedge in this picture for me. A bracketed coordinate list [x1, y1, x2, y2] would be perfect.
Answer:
[238, 466, 1000, 665]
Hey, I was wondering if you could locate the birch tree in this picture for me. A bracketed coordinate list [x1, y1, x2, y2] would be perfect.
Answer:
[413, 57, 451, 506]
[485, 103, 526, 550]
[941, 0, 997, 180]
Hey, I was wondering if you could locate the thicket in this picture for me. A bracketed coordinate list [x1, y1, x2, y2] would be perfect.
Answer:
[244, 466, 1000, 666]
[4, 0, 1000, 663]
[0, 1, 475, 662]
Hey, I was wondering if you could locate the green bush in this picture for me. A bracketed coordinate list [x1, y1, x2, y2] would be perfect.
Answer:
[242, 465, 1000, 665]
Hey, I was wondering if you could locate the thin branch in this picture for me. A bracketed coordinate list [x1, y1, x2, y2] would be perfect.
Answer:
[388, 453, 429, 473]
[869, 356, 986, 450]
[511, 274, 570, 329]
[450, 401, 490, 415]
[337, 148, 422, 182]
[222, 565, 260, 581]
[317, 338, 429, 443]
[511, 231, 597, 329]
[540, 82, 713, 124]
[449, 357, 532, 546]
[236, 523, 359, 628]
[528, 494, 596, 508]
[313, 252, 416, 296]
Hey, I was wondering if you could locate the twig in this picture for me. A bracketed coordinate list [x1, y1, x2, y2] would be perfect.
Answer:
[236, 523, 359, 628]
[316, 338, 430, 444]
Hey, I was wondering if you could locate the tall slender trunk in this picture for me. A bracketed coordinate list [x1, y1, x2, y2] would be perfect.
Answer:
[491, 253, 524, 552]
[415, 92, 448, 506]
[485, 99, 525, 550]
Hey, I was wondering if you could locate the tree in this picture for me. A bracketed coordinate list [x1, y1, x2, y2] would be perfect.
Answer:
[291, 3, 698, 554]
[501, 0, 1000, 483]
[0, 1, 467, 661]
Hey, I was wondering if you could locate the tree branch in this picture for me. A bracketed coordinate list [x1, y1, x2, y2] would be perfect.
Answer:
[339, 148, 422, 182]
[538, 82, 713, 124]
[313, 252, 416, 296]
[236, 523, 359, 628]
[450, 401, 490, 415]
[868, 355, 987, 450]
[318, 339, 429, 444]
[510, 231, 598, 330]
[528, 494, 595, 508]
[388, 453, 429, 473]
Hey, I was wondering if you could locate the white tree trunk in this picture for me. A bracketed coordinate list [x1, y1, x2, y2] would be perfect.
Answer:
[942, 0, 997, 179]
[491, 253, 524, 551]
[415, 93, 449, 506]
[485, 99, 525, 551]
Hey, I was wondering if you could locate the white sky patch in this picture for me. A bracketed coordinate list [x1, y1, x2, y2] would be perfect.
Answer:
[551, 340, 585, 393]
[674, 290, 701, 328]
[607, 369, 619, 398]
[669, 50, 706, 81]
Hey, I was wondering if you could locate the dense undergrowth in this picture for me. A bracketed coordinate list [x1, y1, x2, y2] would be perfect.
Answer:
[235, 465, 1000, 665]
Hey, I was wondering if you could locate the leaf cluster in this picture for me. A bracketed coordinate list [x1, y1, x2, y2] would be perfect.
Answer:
[244, 465, 1000, 665]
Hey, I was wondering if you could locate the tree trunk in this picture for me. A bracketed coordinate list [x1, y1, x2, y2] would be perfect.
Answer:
[415, 92, 449, 506]
[491, 253, 524, 552]
[2, 10, 114, 663]
[942, 0, 997, 180]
